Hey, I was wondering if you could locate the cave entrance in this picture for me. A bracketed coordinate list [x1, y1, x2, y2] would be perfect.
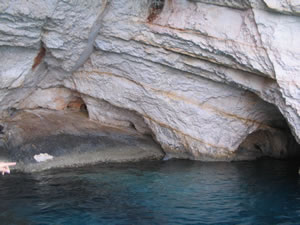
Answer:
[235, 112, 300, 160]
[66, 97, 88, 117]
[148, 0, 165, 22]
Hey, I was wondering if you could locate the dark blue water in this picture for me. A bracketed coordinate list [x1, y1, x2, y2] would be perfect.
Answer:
[1, 159, 300, 225]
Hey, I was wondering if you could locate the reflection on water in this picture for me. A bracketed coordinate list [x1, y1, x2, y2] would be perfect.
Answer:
[1, 159, 300, 225]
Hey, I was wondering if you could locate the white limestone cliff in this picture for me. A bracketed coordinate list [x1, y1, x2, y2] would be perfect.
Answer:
[0, 0, 299, 162]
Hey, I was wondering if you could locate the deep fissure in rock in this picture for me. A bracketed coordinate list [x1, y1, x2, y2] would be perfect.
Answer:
[32, 45, 46, 70]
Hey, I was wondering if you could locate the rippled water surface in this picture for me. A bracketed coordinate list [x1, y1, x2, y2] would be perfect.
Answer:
[1, 159, 300, 225]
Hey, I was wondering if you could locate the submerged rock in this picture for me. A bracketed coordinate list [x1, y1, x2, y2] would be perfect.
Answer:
[0, 0, 299, 163]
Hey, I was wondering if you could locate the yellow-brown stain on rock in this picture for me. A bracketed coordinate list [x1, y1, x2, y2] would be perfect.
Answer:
[32, 46, 46, 70]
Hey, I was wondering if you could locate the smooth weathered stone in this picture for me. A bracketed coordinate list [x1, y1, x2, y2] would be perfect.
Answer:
[262, 0, 300, 16]
[188, 0, 251, 9]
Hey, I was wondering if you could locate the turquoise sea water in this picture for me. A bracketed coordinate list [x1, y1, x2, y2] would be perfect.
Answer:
[0, 159, 300, 225]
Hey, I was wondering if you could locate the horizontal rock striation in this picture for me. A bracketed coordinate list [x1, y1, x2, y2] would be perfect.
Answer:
[0, 0, 299, 163]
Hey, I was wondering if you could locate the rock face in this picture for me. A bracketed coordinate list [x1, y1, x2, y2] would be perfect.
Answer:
[0, 109, 164, 172]
[0, 0, 299, 163]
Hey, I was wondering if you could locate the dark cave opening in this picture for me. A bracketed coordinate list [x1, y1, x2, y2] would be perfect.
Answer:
[66, 97, 89, 117]
[236, 118, 300, 161]
[147, 0, 165, 22]
[80, 102, 88, 113]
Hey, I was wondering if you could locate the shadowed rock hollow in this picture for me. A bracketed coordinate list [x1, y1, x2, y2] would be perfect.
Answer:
[0, 0, 300, 170]
[0, 109, 164, 172]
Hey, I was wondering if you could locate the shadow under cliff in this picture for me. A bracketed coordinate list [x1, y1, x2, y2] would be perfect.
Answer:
[0, 109, 164, 172]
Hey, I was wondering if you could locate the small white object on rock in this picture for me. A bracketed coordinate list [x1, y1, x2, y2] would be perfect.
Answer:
[34, 153, 54, 162]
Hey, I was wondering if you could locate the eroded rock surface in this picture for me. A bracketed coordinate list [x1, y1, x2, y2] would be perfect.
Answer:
[0, 109, 163, 172]
[0, 0, 299, 163]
